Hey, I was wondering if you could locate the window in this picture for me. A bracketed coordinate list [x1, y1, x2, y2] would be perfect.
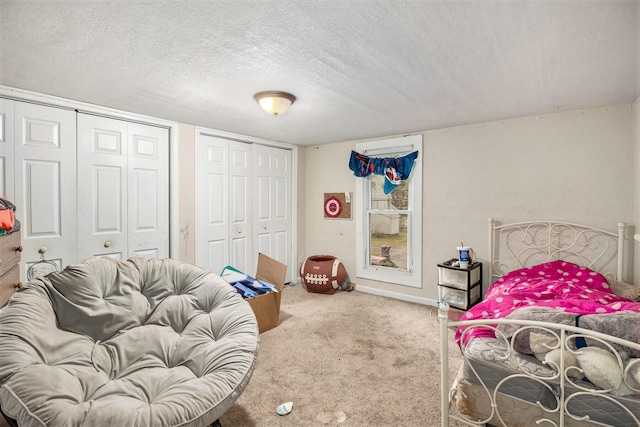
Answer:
[355, 135, 422, 287]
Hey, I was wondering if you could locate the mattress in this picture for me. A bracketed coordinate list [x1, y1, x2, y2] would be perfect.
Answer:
[454, 337, 640, 427]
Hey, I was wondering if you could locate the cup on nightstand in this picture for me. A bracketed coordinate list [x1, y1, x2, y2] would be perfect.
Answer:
[457, 246, 471, 269]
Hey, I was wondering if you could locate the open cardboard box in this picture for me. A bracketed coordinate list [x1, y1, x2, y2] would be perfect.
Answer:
[246, 253, 288, 333]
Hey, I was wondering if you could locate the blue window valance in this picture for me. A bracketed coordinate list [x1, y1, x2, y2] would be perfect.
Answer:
[348, 150, 418, 194]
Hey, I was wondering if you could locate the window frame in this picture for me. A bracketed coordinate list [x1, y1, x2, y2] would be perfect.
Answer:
[354, 135, 422, 287]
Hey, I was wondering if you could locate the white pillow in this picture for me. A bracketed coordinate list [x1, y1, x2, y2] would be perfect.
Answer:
[543, 348, 582, 380]
[529, 332, 558, 355]
[575, 347, 622, 390]
[629, 359, 640, 386]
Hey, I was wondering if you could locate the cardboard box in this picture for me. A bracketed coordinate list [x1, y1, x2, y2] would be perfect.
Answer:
[241, 253, 288, 333]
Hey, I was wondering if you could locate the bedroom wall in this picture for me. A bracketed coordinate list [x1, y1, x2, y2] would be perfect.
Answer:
[178, 123, 196, 265]
[304, 104, 635, 304]
[634, 96, 640, 284]
[296, 146, 307, 275]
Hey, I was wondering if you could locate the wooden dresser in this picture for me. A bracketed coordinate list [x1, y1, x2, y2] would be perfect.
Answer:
[0, 231, 22, 308]
[0, 231, 21, 427]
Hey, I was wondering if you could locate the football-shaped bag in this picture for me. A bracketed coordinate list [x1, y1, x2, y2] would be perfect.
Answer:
[300, 255, 347, 295]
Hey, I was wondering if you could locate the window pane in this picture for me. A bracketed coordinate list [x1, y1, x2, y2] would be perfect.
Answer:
[369, 212, 409, 271]
[370, 174, 408, 210]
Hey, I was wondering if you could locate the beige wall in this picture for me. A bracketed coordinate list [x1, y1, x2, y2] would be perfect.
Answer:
[302, 143, 360, 276]
[296, 146, 307, 276]
[634, 96, 640, 284]
[177, 124, 196, 264]
[304, 104, 635, 304]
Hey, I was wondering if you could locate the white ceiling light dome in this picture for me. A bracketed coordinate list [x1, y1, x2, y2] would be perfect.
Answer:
[254, 91, 296, 116]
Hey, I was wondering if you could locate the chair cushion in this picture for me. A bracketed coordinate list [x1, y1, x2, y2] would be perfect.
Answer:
[0, 257, 259, 427]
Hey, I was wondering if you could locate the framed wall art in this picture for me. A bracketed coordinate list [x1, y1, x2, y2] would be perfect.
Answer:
[323, 192, 352, 220]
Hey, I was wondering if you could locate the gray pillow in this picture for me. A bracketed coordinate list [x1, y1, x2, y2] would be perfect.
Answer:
[608, 279, 640, 301]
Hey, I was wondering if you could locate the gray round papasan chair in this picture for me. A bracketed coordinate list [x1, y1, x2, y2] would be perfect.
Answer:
[0, 257, 259, 427]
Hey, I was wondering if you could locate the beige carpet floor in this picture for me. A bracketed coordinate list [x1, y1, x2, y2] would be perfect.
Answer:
[218, 282, 464, 427]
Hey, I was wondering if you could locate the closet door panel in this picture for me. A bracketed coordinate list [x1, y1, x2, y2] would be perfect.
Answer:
[132, 169, 159, 230]
[128, 122, 169, 260]
[195, 136, 253, 274]
[275, 176, 287, 219]
[4, 98, 171, 280]
[229, 141, 252, 273]
[230, 237, 249, 274]
[196, 135, 229, 273]
[77, 114, 128, 260]
[253, 144, 292, 280]
[256, 175, 270, 221]
[195, 133, 292, 279]
[230, 173, 249, 273]
[25, 160, 61, 235]
[207, 240, 226, 271]
[256, 233, 271, 256]
[207, 173, 226, 223]
[77, 116, 169, 261]
[274, 230, 288, 265]
[14, 102, 76, 277]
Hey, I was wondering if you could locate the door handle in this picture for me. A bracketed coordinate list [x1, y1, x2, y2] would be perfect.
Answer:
[104, 240, 112, 248]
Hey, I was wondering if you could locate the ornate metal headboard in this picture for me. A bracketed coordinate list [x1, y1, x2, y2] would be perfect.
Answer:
[488, 218, 626, 283]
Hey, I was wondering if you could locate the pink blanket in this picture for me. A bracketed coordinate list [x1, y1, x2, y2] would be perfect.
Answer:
[455, 260, 640, 345]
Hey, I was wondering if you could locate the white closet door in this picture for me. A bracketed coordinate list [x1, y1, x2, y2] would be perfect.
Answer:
[228, 140, 252, 273]
[253, 144, 292, 281]
[77, 114, 169, 261]
[14, 102, 77, 275]
[0, 99, 15, 201]
[195, 135, 230, 273]
[195, 134, 292, 278]
[127, 122, 169, 259]
[77, 114, 129, 260]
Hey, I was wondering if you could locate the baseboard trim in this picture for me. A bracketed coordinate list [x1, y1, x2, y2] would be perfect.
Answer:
[354, 285, 438, 307]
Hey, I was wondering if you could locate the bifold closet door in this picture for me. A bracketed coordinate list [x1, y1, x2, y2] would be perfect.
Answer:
[196, 135, 228, 273]
[13, 102, 78, 276]
[127, 122, 170, 259]
[228, 140, 252, 273]
[253, 144, 292, 281]
[77, 114, 169, 261]
[195, 134, 252, 275]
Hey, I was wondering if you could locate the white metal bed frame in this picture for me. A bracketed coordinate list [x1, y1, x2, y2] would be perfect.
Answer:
[439, 219, 639, 427]
[487, 218, 626, 282]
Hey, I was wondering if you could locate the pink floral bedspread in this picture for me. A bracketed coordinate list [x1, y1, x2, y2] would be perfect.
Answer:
[455, 260, 640, 345]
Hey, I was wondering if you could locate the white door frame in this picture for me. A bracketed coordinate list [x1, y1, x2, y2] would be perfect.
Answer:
[195, 126, 298, 282]
[0, 85, 181, 260]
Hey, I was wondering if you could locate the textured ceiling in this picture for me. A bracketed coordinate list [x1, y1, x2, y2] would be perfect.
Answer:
[1, 1, 638, 146]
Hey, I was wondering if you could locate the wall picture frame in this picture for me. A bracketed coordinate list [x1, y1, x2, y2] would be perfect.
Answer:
[323, 192, 352, 219]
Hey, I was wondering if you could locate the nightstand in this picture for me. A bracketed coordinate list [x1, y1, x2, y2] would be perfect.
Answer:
[437, 261, 482, 311]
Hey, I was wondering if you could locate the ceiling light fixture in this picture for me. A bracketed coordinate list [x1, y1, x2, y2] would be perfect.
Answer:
[254, 91, 296, 116]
